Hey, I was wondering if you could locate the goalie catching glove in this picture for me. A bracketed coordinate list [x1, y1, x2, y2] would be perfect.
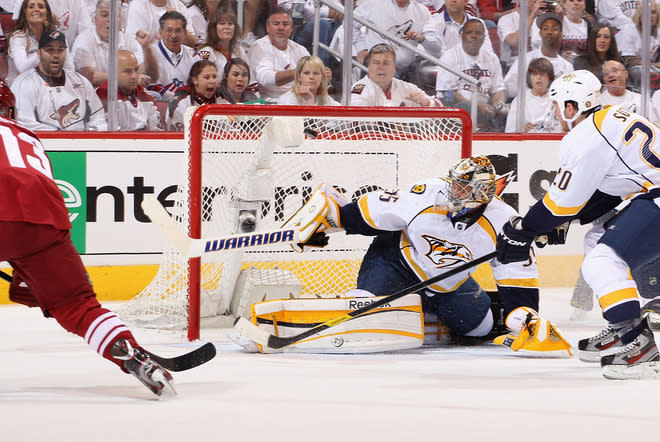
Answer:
[281, 183, 349, 252]
[494, 307, 572, 356]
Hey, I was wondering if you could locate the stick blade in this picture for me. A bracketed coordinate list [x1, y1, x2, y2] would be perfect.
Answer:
[141, 196, 193, 257]
[144, 342, 217, 372]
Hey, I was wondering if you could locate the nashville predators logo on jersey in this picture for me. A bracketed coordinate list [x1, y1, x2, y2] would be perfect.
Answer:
[422, 234, 473, 267]
[50, 98, 80, 128]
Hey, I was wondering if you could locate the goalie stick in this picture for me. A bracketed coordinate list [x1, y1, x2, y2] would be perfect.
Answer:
[141, 196, 301, 257]
[0, 270, 11, 283]
[0, 270, 216, 371]
[235, 251, 497, 349]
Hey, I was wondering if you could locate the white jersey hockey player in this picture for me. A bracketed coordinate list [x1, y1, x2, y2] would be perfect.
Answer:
[496, 70, 660, 379]
[288, 156, 571, 354]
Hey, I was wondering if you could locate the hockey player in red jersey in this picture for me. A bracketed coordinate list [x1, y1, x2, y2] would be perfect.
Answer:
[0, 81, 175, 397]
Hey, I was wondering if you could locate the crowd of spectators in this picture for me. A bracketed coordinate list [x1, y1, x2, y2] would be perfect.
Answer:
[0, 0, 659, 133]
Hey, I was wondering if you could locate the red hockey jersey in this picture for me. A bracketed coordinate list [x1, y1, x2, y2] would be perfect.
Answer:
[0, 116, 71, 230]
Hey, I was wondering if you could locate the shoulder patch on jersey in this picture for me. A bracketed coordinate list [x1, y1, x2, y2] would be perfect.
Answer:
[411, 184, 426, 194]
[593, 105, 611, 131]
[352, 84, 365, 95]
[199, 50, 211, 60]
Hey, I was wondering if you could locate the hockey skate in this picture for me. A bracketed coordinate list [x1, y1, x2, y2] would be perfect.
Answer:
[576, 324, 622, 362]
[601, 323, 660, 380]
[641, 297, 660, 331]
[111, 339, 176, 397]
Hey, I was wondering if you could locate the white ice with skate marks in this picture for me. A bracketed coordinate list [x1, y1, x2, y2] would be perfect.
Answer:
[1, 288, 660, 442]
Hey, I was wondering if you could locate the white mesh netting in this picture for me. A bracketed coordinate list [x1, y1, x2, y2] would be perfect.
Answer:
[119, 105, 468, 331]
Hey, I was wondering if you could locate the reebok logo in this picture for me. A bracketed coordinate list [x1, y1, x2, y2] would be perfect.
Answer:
[348, 299, 391, 309]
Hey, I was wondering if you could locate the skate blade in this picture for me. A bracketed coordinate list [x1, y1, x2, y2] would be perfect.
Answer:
[153, 370, 177, 398]
[602, 361, 660, 380]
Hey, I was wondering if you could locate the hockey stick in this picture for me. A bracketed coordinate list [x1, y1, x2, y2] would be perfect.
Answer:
[143, 342, 216, 372]
[141, 196, 300, 258]
[0, 270, 11, 283]
[235, 251, 498, 349]
[0, 267, 215, 370]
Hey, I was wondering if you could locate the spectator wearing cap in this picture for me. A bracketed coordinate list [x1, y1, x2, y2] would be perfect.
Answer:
[503, 11, 574, 99]
[71, 0, 159, 88]
[7, 0, 75, 84]
[96, 50, 163, 131]
[10, 30, 107, 130]
[149, 10, 200, 100]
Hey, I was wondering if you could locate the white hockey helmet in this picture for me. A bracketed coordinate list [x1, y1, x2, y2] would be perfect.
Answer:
[446, 156, 496, 218]
[548, 70, 602, 127]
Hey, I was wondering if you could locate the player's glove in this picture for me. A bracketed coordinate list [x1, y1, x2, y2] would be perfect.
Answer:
[496, 216, 536, 264]
[293, 231, 329, 252]
[534, 221, 571, 248]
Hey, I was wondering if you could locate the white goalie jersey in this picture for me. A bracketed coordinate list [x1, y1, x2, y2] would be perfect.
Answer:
[353, 178, 539, 294]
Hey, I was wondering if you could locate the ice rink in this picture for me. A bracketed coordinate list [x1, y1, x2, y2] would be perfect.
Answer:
[2, 287, 659, 442]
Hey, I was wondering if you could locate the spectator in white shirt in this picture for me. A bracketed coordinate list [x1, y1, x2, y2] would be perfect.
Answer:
[351, 43, 442, 107]
[187, 0, 223, 45]
[436, 19, 506, 130]
[505, 57, 563, 133]
[247, 7, 312, 101]
[197, 7, 247, 77]
[277, 55, 339, 105]
[126, 0, 196, 47]
[600, 59, 658, 121]
[7, 0, 74, 84]
[149, 10, 200, 99]
[95, 50, 163, 131]
[167, 59, 225, 131]
[71, 0, 158, 88]
[352, 0, 431, 81]
[503, 12, 574, 99]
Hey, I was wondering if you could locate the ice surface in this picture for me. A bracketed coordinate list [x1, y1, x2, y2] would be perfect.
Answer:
[1, 288, 659, 442]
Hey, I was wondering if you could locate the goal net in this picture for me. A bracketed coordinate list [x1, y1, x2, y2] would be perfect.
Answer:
[119, 105, 472, 340]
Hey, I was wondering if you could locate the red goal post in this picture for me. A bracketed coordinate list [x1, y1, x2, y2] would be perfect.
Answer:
[121, 105, 472, 340]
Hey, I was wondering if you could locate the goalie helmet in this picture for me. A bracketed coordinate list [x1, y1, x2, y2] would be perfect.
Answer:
[0, 78, 15, 120]
[548, 70, 601, 128]
[446, 156, 496, 218]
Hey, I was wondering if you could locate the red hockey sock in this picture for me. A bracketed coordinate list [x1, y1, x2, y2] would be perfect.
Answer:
[49, 297, 138, 370]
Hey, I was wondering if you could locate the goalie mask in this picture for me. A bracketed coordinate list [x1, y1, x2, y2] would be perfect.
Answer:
[446, 156, 496, 218]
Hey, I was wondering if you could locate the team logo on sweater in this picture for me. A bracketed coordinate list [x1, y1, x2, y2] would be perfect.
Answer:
[50, 98, 80, 127]
[422, 234, 473, 267]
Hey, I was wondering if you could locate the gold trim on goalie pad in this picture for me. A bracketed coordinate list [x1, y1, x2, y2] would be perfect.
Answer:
[249, 294, 424, 353]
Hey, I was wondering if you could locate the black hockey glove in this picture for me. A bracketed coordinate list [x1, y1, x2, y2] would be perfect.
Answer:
[534, 221, 571, 248]
[295, 231, 329, 252]
[496, 216, 536, 264]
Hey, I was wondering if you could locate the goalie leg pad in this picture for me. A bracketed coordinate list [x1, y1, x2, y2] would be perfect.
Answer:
[281, 183, 349, 250]
[246, 294, 424, 353]
[494, 307, 573, 357]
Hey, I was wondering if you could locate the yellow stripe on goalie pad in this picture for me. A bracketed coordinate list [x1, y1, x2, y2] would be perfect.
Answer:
[250, 294, 424, 354]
